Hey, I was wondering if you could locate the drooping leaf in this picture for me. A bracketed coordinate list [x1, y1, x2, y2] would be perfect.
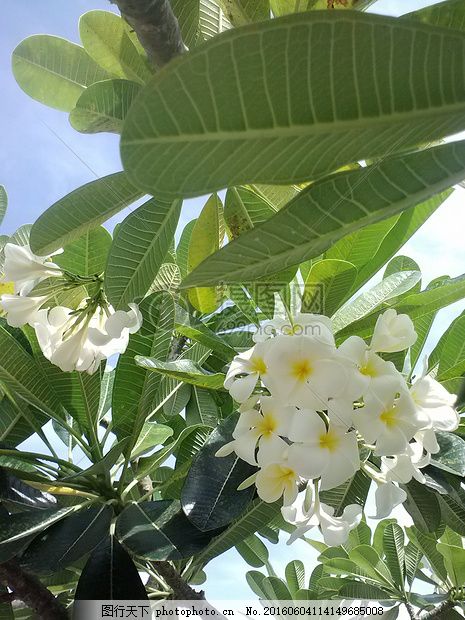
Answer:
[135, 358, 225, 390]
[182, 143, 465, 287]
[105, 197, 182, 309]
[21, 505, 112, 574]
[12, 35, 111, 112]
[121, 13, 465, 198]
[70, 79, 142, 134]
[187, 194, 225, 313]
[116, 501, 218, 561]
[112, 293, 175, 444]
[79, 10, 151, 83]
[30, 172, 143, 255]
[182, 413, 256, 531]
[74, 535, 148, 600]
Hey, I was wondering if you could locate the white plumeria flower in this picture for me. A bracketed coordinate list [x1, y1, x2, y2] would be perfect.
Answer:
[282, 486, 362, 546]
[253, 312, 334, 345]
[372, 481, 407, 519]
[224, 340, 271, 402]
[255, 456, 300, 505]
[263, 334, 347, 410]
[410, 367, 458, 432]
[215, 396, 296, 466]
[1, 293, 48, 327]
[337, 335, 401, 399]
[381, 441, 430, 485]
[355, 378, 428, 456]
[370, 309, 417, 353]
[103, 303, 143, 338]
[3, 243, 63, 295]
[287, 410, 360, 490]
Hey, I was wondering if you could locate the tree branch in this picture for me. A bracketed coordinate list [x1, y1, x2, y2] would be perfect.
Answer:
[419, 600, 456, 620]
[152, 561, 204, 600]
[0, 560, 68, 620]
[110, 0, 186, 67]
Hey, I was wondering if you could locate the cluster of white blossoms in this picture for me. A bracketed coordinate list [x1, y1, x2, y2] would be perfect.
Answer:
[1, 243, 142, 373]
[218, 310, 459, 547]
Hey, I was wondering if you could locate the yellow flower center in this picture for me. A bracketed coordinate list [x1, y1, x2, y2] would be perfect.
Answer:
[360, 361, 377, 377]
[291, 358, 312, 382]
[380, 406, 398, 428]
[319, 430, 340, 452]
[257, 413, 277, 437]
[250, 355, 267, 375]
[277, 465, 296, 484]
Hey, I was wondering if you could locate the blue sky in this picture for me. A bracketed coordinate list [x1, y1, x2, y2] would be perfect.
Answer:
[0, 0, 463, 603]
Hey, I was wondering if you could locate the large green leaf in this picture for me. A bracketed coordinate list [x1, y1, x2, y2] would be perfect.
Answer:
[79, 10, 151, 84]
[30, 172, 143, 255]
[319, 470, 371, 517]
[182, 413, 256, 531]
[191, 497, 281, 570]
[383, 523, 405, 590]
[135, 358, 225, 390]
[434, 312, 465, 380]
[182, 142, 465, 287]
[121, 12, 465, 198]
[406, 526, 448, 584]
[174, 305, 236, 361]
[236, 534, 269, 568]
[332, 270, 421, 332]
[405, 0, 465, 31]
[70, 79, 141, 134]
[402, 479, 441, 533]
[348, 546, 395, 589]
[12, 35, 110, 112]
[112, 293, 175, 444]
[0, 324, 63, 422]
[188, 194, 225, 313]
[21, 505, 112, 574]
[186, 386, 219, 427]
[405, 541, 423, 587]
[116, 501, 218, 561]
[74, 536, 148, 600]
[105, 198, 182, 309]
[437, 542, 465, 588]
[53, 226, 111, 276]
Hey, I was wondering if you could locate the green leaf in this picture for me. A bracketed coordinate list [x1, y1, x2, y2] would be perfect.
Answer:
[171, 0, 202, 47]
[383, 523, 405, 590]
[0, 324, 62, 422]
[182, 142, 465, 287]
[406, 526, 448, 584]
[112, 293, 175, 443]
[186, 387, 219, 427]
[236, 534, 269, 567]
[373, 519, 397, 556]
[0, 470, 55, 511]
[163, 383, 192, 417]
[79, 10, 151, 83]
[261, 576, 293, 601]
[435, 312, 465, 380]
[187, 194, 225, 313]
[348, 546, 395, 589]
[285, 560, 305, 596]
[182, 413, 256, 530]
[70, 79, 142, 134]
[405, 541, 423, 587]
[271, 0, 375, 15]
[131, 423, 174, 459]
[302, 259, 357, 316]
[344, 521, 372, 551]
[135, 358, 225, 390]
[384, 256, 422, 296]
[216, 0, 270, 26]
[402, 479, 441, 533]
[174, 304, 236, 361]
[0, 396, 47, 448]
[0, 504, 86, 547]
[437, 542, 465, 587]
[176, 220, 196, 279]
[333, 271, 421, 332]
[105, 197, 182, 309]
[21, 505, 112, 574]
[431, 432, 465, 477]
[405, 0, 465, 31]
[53, 226, 112, 276]
[121, 12, 465, 199]
[338, 581, 392, 600]
[12, 35, 110, 112]
[0, 187, 6, 228]
[75, 536, 148, 600]
[246, 570, 268, 598]
[319, 470, 371, 517]
[30, 172, 143, 255]
[116, 500, 218, 561]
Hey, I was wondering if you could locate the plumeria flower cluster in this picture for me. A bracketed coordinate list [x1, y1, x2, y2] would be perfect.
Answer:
[218, 309, 459, 546]
[1, 243, 142, 373]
